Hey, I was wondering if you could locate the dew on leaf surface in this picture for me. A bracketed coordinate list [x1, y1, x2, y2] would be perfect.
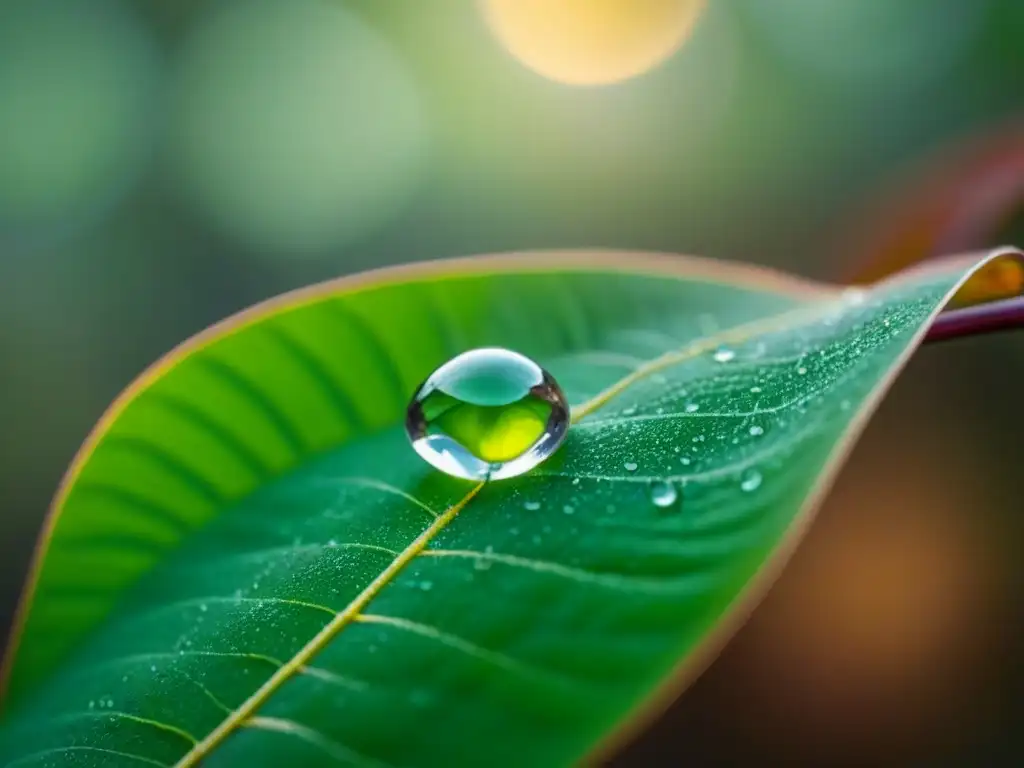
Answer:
[712, 347, 735, 363]
[405, 347, 569, 480]
[649, 481, 678, 509]
[740, 469, 763, 492]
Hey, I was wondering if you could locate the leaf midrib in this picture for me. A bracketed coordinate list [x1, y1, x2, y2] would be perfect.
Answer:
[173, 298, 836, 767]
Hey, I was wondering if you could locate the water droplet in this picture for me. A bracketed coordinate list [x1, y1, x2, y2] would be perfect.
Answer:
[150, 665, 157, 673]
[474, 545, 494, 570]
[523, 500, 540, 511]
[562, 504, 575, 515]
[749, 425, 764, 436]
[713, 348, 735, 363]
[843, 287, 867, 306]
[649, 481, 678, 508]
[405, 347, 569, 480]
[622, 404, 637, 416]
[571, 477, 580, 485]
[685, 402, 699, 413]
[624, 461, 638, 472]
[418, 580, 433, 591]
[680, 456, 691, 466]
[740, 469, 763, 492]
[749, 385, 762, 394]
[199, 603, 208, 613]
[797, 366, 807, 375]
[839, 399, 851, 411]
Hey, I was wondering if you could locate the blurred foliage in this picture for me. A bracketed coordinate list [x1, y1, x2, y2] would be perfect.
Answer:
[0, 0, 1021, 764]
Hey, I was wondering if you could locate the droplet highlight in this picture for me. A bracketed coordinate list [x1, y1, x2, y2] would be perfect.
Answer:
[713, 347, 735, 363]
[649, 481, 678, 508]
[406, 347, 569, 480]
[740, 469, 763, 492]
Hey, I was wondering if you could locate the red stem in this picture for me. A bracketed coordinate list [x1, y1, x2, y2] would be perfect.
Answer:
[925, 295, 1024, 343]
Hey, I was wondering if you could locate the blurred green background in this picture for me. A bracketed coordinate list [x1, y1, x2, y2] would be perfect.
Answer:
[0, 0, 1022, 764]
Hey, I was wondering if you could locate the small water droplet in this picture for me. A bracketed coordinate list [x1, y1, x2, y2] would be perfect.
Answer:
[750, 385, 762, 394]
[649, 481, 678, 508]
[571, 477, 580, 485]
[839, 399, 851, 411]
[562, 504, 575, 515]
[624, 461, 638, 472]
[680, 456, 691, 466]
[713, 348, 735, 363]
[199, 603, 208, 613]
[740, 469, 763, 492]
[685, 402, 699, 413]
[523, 500, 540, 511]
[474, 545, 494, 570]
[843, 287, 867, 305]
[418, 580, 433, 591]
[749, 425, 764, 436]
[405, 348, 570, 480]
[797, 366, 807, 375]
[622, 404, 637, 416]
[150, 665, 157, 673]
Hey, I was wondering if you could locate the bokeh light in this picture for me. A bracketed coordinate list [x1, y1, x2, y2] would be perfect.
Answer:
[741, 0, 989, 94]
[0, 0, 158, 241]
[726, 417, 998, 761]
[170, 0, 428, 259]
[481, 0, 706, 86]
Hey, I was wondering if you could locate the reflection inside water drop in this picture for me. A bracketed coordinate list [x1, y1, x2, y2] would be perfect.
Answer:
[713, 347, 735, 363]
[405, 347, 569, 481]
[649, 481, 678, 509]
[740, 469, 763, 492]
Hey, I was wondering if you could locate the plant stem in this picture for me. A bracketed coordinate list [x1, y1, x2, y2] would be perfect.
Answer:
[925, 295, 1024, 343]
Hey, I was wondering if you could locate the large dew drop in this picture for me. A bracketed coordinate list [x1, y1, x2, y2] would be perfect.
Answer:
[405, 347, 569, 481]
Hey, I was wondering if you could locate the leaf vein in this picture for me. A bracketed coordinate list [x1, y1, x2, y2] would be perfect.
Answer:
[246, 716, 389, 767]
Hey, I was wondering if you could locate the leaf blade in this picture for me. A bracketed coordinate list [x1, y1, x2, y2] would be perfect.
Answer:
[3, 249, 1019, 767]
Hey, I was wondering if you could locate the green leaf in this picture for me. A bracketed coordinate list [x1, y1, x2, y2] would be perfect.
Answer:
[1, 249, 1019, 767]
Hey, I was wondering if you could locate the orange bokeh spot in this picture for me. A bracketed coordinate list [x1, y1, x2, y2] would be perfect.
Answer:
[481, 0, 705, 86]
[950, 256, 1024, 307]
